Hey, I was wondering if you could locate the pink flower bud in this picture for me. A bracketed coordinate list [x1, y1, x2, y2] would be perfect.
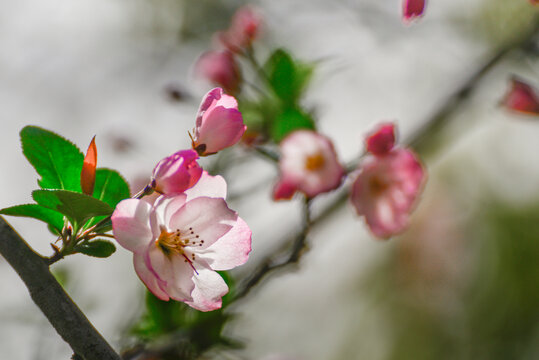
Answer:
[351, 125, 426, 239]
[195, 51, 241, 95]
[192, 88, 246, 156]
[366, 122, 396, 156]
[403, 0, 426, 23]
[151, 149, 203, 195]
[273, 130, 345, 200]
[501, 77, 539, 116]
[217, 6, 262, 53]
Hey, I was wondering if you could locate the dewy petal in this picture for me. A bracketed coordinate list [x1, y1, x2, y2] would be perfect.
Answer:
[184, 171, 228, 201]
[366, 122, 396, 156]
[168, 197, 236, 250]
[403, 0, 426, 23]
[145, 243, 195, 302]
[184, 262, 229, 312]
[197, 216, 252, 270]
[133, 252, 169, 301]
[196, 106, 245, 154]
[111, 199, 153, 253]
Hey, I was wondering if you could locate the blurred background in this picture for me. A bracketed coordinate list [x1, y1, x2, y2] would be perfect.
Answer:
[1, 0, 539, 359]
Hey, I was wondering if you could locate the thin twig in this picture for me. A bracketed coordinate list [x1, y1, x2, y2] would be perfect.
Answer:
[233, 198, 311, 301]
[0, 216, 122, 360]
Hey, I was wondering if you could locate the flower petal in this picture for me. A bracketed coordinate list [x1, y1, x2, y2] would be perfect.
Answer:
[196, 106, 245, 154]
[133, 252, 169, 301]
[184, 171, 228, 201]
[145, 244, 195, 302]
[168, 197, 237, 250]
[111, 199, 153, 252]
[184, 264, 228, 312]
[198, 216, 252, 270]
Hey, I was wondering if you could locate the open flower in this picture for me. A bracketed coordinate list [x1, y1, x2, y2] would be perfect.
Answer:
[274, 130, 345, 200]
[501, 77, 539, 116]
[351, 123, 425, 239]
[151, 149, 202, 196]
[402, 0, 426, 23]
[191, 88, 246, 156]
[216, 5, 262, 53]
[112, 172, 252, 311]
[194, 51, 242, 95]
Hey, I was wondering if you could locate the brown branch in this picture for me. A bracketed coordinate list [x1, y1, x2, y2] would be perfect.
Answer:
[233, 198, 311, 301]
[0, 216, 121, 360]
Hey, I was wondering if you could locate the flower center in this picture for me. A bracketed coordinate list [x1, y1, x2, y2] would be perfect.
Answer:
[305, 152, 325, 171]
[156, 226, 205, 272]
[368, 176, 388, 195]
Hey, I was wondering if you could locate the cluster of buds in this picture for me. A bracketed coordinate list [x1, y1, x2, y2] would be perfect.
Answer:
[194, 6, 262, 95]
[111, 88, 251, 311]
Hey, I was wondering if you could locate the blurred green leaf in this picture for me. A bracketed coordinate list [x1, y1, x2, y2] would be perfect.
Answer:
[132, 272, 240, 357]
[265, 49, 315, 106]
[32, 189, 112, 229]
[75, 239, 116, 258]
[0, 204, 64, 233]
[20, 126, 84, 192]
[271, 108, 316, 143]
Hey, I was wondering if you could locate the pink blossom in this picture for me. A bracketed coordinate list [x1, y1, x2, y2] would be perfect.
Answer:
[365, 122, 396, 156]
[192, 88, 246, 156]
[274, 130, 345, 200]
[402, 0, 426, 23]
[151, 149, 202, 196]
[501, 77, 539, 116]
[351, 123, 425, 239]
[195, 51, 241, 95]
[217, 6, 262, 53]
[112, 172, 252, 311]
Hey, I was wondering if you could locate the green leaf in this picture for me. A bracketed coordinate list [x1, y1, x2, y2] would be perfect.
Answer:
[32, 189, 113, 229]
[85, 168, 130, 229]
[0, 204, 65, 233]
[271, 108, 316, 143]
[264, 49, 315, 106]
[266, 49, 297, 104]
[75, 239, 116, 258]
[20, 126, 84, 192]
[93, 168, 130, 208]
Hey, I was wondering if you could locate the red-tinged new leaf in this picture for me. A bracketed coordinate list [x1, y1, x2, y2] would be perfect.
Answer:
[81, 136, 97, 195]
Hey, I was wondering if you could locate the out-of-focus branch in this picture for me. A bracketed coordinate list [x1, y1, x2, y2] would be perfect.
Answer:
[233, 198, 311, 301]
[0, 216, 121, 360]
[233, 17, 539, 302]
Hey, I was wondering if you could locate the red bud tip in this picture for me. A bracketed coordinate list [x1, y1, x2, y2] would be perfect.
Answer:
[81, 136, 97, 196]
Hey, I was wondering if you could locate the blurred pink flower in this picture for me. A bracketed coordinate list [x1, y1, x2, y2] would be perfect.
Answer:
[192, 88, 246, 156]
[501, 77, 539, 116]
[274, 130, 345, 200]
[366, 122, 396, 156]
[351, 123, 426, 239]
[151, 149, 202, 196]
[217, 5, 262, 53]
[195, 51, 241, 95]
[402, 0, 426, 23]
[112, 172, 252, 311]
